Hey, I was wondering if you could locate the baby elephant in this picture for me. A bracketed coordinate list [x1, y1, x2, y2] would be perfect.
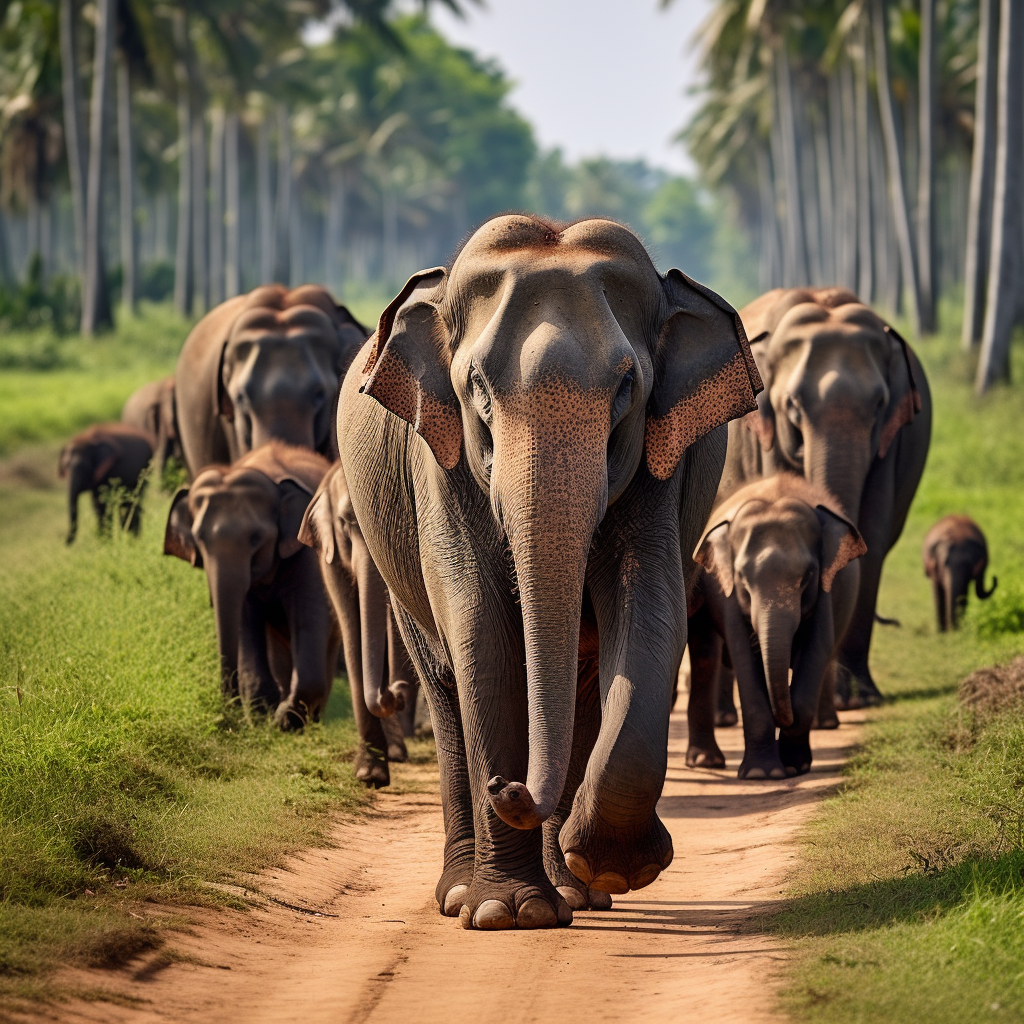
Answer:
[299, 461, 419, 788]
[923, 515, 997, 631]
[59, 423, 154, 544]
[163, 442, 338, 729]
[686, 475, 866, 779]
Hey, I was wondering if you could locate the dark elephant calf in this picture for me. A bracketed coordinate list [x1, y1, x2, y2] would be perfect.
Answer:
[59, 423, 154, 544]
[923, 515, 997, 631]
[163, 442, 338, 729]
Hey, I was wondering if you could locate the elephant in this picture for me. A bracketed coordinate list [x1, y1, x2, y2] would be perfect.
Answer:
[162, 441, 338, 729]
[121, 376, 181, 476]
[59, 424, 154, 544]
[338, 215, 762, 930]
[685, 474, 866, 779]
[174, 284, 369, 478]
[923, 515, 997, 631]
[299, 460, 420, 788]
[720, 287, 932, 708]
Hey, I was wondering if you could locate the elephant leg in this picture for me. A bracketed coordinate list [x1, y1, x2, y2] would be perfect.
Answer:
[812, 660, 840, 729]
[933, 577, 948, 632]
[92, 491, 107, 534]
[714, 662, 738, 727]
[685, 611, 726, 769]
[392, 605, 475, 919]
[238, 596, 280, 713]
[544, 657, 611, 912]
[276, 599, 334, 731]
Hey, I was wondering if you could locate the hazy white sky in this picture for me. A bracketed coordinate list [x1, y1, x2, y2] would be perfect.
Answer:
[430, 0, 714, 175]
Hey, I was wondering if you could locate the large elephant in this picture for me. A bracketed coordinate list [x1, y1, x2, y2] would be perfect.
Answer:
[175, 285, 369, 477]
[163, 442, 338, 729]
[59, 424, 154, 544]
[338, 215, 762, 930]
[923, 515, 997, 631]
[721, 287, 932, 707]
[299, 460, 419, 788]
[121, 376, 181, 475]
[686, 474, 865, 779]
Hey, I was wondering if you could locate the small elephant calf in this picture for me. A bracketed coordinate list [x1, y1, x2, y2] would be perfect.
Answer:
[299, 460, 419, 788]
[686, 474, 866, 779]
[923, 515, 996, 631]
[59, 423, 154, 544]
[163, 442, 338, 729]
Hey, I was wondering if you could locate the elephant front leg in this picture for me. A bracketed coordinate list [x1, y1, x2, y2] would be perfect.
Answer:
[238, 596, 281, 713]
[276, 588, 334, 731]
[686, 610, 726, 769]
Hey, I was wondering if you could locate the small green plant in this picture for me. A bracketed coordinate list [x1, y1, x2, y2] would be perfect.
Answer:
[967, 583, 1024, 638]
[159, 455, 188, 495]
[96, 470, 149, 539]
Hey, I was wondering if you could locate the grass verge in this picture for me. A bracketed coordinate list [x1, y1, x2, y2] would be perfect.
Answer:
[772, 322, 1024, 1022]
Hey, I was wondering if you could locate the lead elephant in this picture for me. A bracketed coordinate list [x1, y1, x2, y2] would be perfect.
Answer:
[338, 215, 762, 930]
[721, 287, 932, 707]
[299, 460, 420, 788]
[923, 515, 997, 631]
[175, 285, 369, 478]
[686, 474, 865, 779]
[163, 442, 338, 729]
[59, 423, 154, 544]
[121, 376, 181, 476]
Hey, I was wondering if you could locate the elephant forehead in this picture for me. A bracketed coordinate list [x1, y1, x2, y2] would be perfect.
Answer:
[230, 305, 337, 343]
[191, 471, 275, 513]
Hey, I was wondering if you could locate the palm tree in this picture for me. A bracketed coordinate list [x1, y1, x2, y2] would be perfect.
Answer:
[916, 0, 937, 332]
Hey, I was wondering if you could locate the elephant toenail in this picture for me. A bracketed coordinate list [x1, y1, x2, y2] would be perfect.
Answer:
[517, 898, 558, 929]
[563, 852, 592, 884]
[590, 871, 629, 894]
[443, 885, 469, 917]
[472, 900, 514, 930]
[630, 863, 662, 889]
[556, 885, 587, 910]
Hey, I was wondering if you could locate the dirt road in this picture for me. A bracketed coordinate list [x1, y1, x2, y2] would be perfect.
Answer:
[39, 708, 861, 1024]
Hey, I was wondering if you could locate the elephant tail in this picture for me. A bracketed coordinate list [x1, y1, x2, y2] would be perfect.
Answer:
[874, 612, 902, 627]
[976, 573, 998, 601]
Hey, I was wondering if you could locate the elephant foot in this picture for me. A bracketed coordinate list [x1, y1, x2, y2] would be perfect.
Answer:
[559, 810, 673, 895]
[812, 711, 840, 730]
[779, 733, 812, 777]
[714, 708, 738, 728]
[544, 847, 614, 911]
[353, 743, 390, 789]
[382, 716, 408, 763]
[457, 874, 572, 931]
[686, 738, 726, 769]
[737, 750, 786, 780]
[274, 702, 307, 731]
[435, 857, 475, 918]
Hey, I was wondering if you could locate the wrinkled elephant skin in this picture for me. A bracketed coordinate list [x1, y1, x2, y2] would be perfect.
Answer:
[338, 215, 763, 929]
[59, 423, 154, 544]
[163, 441, 338, 729]
[723, 287, 932, 707]
[687, 475, 865, 779]
[175, 285, 369, 478]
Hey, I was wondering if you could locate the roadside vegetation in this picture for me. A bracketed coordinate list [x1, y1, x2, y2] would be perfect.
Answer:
[772, 316, 1024, 1023]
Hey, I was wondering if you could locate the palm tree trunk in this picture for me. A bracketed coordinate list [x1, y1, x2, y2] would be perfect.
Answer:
[870, 98, 896, 312]
[872, 0, 922, 333]
[916, 0, 937, 331]
[209, 106, 225, 307]
[273, 105, 291, 284]
[59, 0, 87, 276]
[224, 112, 240, 298]
[756, 144, 779, 290]
[327, 166, 345, 293]
[0, 209, 13, 287]
[191, 105, 208, 313]
[962, 0, 999, 349]
[116, 50, 136, 314]
[154, 190, 169, 262]
[814, 109, 835, 284]
[257, 116, 273, 282]
[172, 9, 193, 317]
[854, 24, 874, 301]
[775, 47, 809, 285]
[976, 0, 1024, 393]
[81, 0, 114, 335]
[801, 110, 823, 284]
[834, 62, 857, 290]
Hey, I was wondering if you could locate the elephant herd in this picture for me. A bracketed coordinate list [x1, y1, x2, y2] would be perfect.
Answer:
[57, 213, 998, 931]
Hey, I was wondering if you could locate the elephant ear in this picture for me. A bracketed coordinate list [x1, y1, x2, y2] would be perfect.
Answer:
[646, 270, 763, 481]
[816, 505, 867, 592]
[57, 442, 73, 479]
[91, 437, 123, 484]
[693, 519, 735, 598]
[298, 473, 336, 565]
[277, 479, 314, 560]
[359, 267, 462, 471]
[163, 486, 202, 567]
[878, 324, 923, 459]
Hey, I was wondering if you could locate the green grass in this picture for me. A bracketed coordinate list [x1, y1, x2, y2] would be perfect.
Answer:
[772, 321, 1024, 1023]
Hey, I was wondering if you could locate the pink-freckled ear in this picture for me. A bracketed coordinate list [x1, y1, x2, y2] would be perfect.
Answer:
[694, 520, 735, 598]
[816, 505, 867, 592]
[360, 268, 462, 471]
[298, 470, 337, 565]
[645, 270, 763, 481]
[877, 324, 923, 459]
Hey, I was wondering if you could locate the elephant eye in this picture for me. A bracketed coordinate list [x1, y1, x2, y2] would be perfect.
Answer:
[469, 366, 493, 422]
[785, 395, 801, 426]
[250, 531, 262, 548]
[611, 370, 635, 427]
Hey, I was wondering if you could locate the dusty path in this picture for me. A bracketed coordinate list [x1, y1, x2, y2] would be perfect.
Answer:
[36, 708, 861, 1024]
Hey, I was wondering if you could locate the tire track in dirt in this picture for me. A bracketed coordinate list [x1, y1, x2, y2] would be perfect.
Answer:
[25, 708, 862, 1024]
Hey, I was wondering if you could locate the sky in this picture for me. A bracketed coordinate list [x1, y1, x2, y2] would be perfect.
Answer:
[430, 0, 714, 176]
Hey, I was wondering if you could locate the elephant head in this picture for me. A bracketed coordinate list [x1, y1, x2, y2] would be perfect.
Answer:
[740, 288, 923, 518]
[162, 444, 324, 700]
[215, 285, 368, 459]
[358, 215, 762, 830]
[696, 476, 866, 727]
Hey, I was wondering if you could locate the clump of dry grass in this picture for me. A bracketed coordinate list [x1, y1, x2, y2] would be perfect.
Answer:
[959, 656, 1024, 721]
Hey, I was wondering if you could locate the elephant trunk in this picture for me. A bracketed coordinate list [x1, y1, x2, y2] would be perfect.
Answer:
[756, 605, 797, 728]
[946, 563, 972, 630]
[486, 416, 608, 832]
[352, 537, 396, 718]
[803, 423, 873, 523]
[208, 558, 250, 696]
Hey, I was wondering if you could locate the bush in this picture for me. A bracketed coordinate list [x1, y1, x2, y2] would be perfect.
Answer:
[0, 255, 81, 339]
[968, 583, 1024, 638]
[139, 261, 175, 303]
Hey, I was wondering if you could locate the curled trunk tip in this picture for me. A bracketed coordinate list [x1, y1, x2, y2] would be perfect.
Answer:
[486, 776, 549, 830]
